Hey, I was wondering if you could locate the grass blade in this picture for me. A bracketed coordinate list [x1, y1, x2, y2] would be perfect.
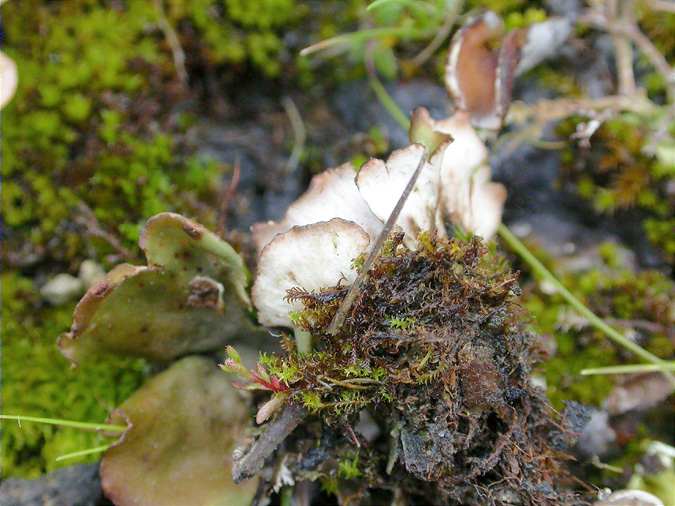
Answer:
[498, 224, 675, 386]
[55, 444, 112, 462]
[367, 0, 436, 12]
[0, 414, 127, 433]
[300, 27, 432, 57]
[582, 362, 675, 376]
[369, 75, 410, 129]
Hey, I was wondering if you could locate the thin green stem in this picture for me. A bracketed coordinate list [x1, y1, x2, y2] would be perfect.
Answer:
[368, 0, 432, 11]
[55, 444, 112, 462]
[369, 76, 410, 130]
[498, 225, 674, 385]
[282, 96, 306, 175]
[280, 486, 294, 506]
[582, 362, 675, 376]
[300, 27, 433, 56]
[0, 415, 127, 433]
[364, 50, 410, 130]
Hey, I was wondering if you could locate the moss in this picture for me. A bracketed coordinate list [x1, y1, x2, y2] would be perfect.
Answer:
[2, 1, 228, 263]
[2, 0, 315, 477]
[531, 66, 581, 96]
[234, 235, 584, 504]
[535, 329, 617, 409]
[167, 0, 307, 77]
[521, 241, 675, 409]
[557, 114, 675, 262]
[2, 0, 396, 267]
[514, 239, 673, 502]
[503, 7, 547, 30]
[1, 273, 149, 478]
[638, 7, 675, 99]
[644, 218, 675, 261]
[385, 316, 417, 330]
[337, 452, 363, 480]
[465, 0, 548, 29]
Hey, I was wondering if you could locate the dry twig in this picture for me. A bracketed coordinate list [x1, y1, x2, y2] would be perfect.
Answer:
[154, 0, 188, 86]
[607, 0, 637, 95]
[326, 150, 428, 336]
[500, 94, 655, 151]
[232, 404, 306, 483]
[74, 203, 133, 259]
[507, 94, 655, 125]
[217, 159, 241, 238]
[645, 0, 675, 13]
[580, 6, 675, 97]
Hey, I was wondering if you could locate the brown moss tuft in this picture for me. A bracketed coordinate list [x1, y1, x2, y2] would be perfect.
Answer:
[244, 234, 590, 505]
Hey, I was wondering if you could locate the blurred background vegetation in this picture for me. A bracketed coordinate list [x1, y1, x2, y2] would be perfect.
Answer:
[1, 0, 673, 494]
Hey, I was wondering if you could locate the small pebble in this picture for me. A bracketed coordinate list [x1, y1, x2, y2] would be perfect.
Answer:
[594, 489, 664, 506]
[40, 273, 84, 305]
[78, 259, 106, 289]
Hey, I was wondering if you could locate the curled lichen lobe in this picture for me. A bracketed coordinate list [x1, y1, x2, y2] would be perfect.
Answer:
[250, 233, 585, 505]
